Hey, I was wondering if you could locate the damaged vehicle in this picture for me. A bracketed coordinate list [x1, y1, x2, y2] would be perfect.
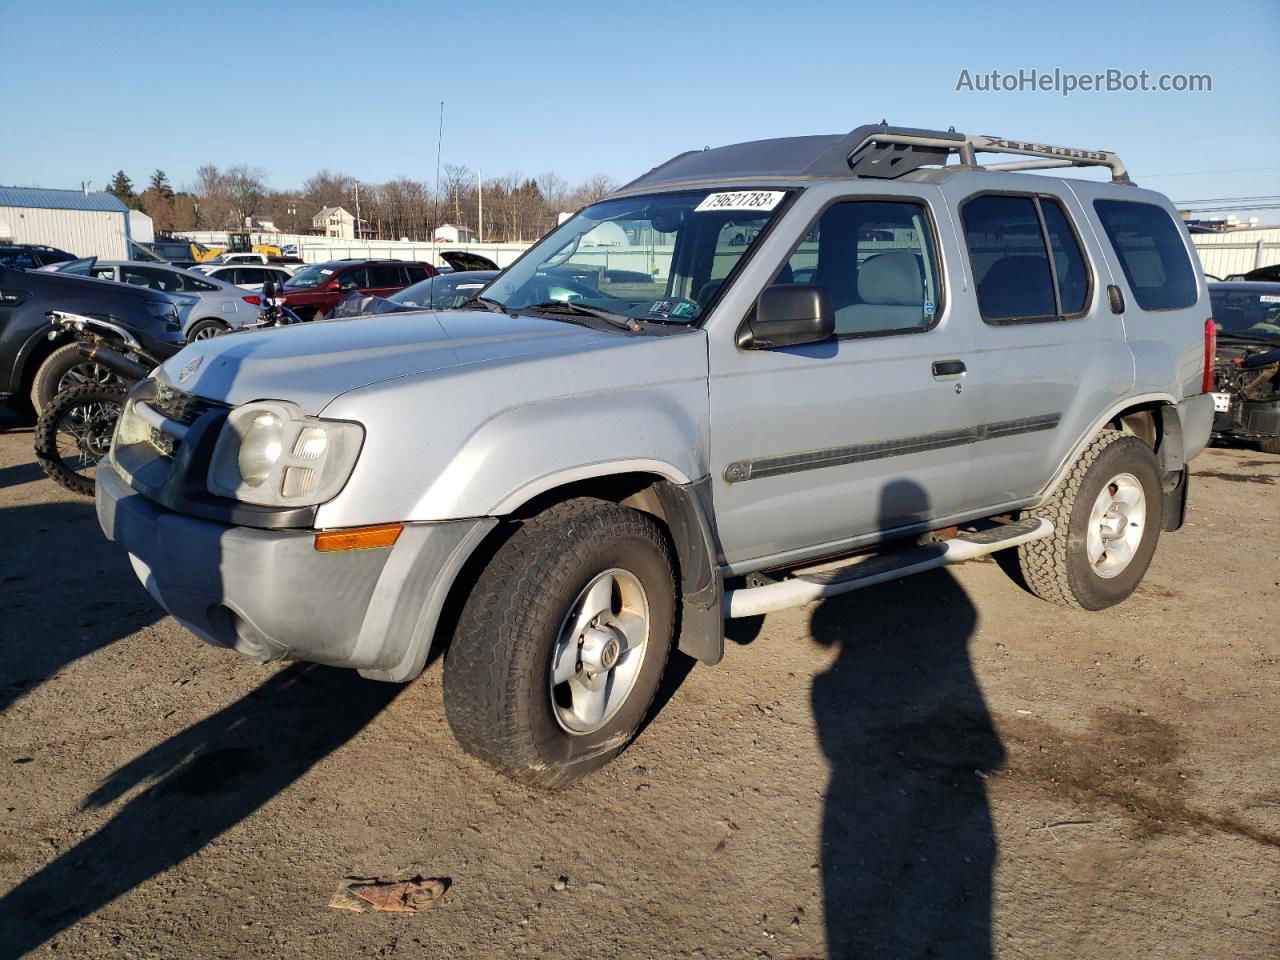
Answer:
[95, 123, 1215, 787]
[1208, 281, 1280, 453]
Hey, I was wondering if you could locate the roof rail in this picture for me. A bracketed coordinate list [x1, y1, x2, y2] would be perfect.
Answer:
[846, 124, 1132, 185]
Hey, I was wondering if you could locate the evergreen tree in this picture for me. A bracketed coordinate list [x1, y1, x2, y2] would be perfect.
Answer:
[149, 169, 174, 199]
[107, 170, 138, 208]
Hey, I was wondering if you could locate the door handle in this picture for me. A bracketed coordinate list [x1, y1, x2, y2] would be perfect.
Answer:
[932, 359, 966, 379]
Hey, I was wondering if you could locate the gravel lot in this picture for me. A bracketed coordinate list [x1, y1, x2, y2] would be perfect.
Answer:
[0, 405, 1276, 959]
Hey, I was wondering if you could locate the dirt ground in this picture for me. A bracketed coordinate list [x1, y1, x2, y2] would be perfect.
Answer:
[0, 406, 1276, 960]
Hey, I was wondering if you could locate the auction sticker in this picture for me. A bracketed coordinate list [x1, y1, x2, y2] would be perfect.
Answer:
[695, 191, 785, 213]
[1260, 295, 1280, 303]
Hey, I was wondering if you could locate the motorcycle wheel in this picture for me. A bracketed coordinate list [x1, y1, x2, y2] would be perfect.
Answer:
[34, 384, 126, 497]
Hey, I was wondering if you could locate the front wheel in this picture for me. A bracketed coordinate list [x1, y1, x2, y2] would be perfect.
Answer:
[34, 384, 125, 496]
[443, 498, 676, 787]
[1015, 432, 1164, 610]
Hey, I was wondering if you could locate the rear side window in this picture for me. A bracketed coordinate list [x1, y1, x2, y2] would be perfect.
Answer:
[368, 265, 405, 287]
[778, 199, 943, 338]
[1093, 200, 1197, 311]
[0, 250, 37, 268]
[405, 266, 431, 284]
[961, 194, 1091, 322]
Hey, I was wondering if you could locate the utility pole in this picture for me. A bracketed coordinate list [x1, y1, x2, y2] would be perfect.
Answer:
[352, 181, 362, 241]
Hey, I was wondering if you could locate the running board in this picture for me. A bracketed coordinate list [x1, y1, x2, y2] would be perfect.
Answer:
[723, 517, 1053, 618]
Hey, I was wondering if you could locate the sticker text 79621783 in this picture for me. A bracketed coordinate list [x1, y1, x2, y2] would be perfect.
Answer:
[694, 191, 785, 213]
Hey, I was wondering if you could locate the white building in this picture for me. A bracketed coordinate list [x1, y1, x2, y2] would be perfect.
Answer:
[312, 205, 357, 239]
[0, 186, 132, 258]
[434, 223, 477, 244]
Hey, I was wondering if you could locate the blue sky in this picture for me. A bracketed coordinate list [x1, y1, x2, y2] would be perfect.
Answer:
[1, 0, 1277, 219]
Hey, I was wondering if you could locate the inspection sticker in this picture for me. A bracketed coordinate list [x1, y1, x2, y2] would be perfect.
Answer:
[695, 190, 785, 213]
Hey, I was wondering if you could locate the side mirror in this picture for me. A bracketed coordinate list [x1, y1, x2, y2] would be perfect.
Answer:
[741, 284, 835, 349]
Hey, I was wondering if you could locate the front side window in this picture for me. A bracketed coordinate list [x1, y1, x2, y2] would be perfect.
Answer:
[962, 194, 1091, 322]
[483, 189, 790, 323]
[336, 267, 368, 290]
[778, 199, 942, 337]
[1093, 199, 1198, 311]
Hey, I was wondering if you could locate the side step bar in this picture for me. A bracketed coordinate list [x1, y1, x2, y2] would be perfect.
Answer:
[723, 517, 1053, 618]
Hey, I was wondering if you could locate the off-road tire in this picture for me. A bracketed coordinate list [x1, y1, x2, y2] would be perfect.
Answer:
[34, 384, 125, 496]
[1260, 436, 1280, 456]
[30, 342, 121, 416]
[443, 498, 676, 788]
[187, 318, 231, 340]
[1015, 431, 1163, 611]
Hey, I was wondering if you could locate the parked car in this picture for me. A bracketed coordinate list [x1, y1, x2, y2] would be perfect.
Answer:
[280, 259, 437, 321]
[43, 258, 272, 340]
[0, 264, 183, 414]
[190, 263, 297, 290]
[1207, 281, 1280, 453]
[1226, 263, 1280, 284]
[0, 243, 78, 270]
[97, 123, 1215, 788]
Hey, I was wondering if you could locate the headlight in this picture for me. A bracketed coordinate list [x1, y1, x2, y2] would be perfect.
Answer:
[145, 300, 182, 332]
[207, 400, 363, 506]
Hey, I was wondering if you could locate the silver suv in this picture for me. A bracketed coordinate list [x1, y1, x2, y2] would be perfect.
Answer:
[96, 124, 1216, 786]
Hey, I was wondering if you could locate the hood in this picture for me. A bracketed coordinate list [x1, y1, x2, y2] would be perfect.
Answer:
[439, 250, 499, 272]
[159, 308, 621, 413]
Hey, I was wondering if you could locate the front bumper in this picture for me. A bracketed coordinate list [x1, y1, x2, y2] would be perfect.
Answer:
[97, 462, 496, 682]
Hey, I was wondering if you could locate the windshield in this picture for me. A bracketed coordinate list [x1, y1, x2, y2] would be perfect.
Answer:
[483, 189, 790, 323]
[286, 264, 336, 289]
[1211, 289, 1280, 340]
[391, 274, 494, 310]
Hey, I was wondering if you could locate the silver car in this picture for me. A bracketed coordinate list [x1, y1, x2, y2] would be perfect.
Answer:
[45, 258, 267, 339]
[97, 123, 1215, 787]
[189, 263, 297, 291]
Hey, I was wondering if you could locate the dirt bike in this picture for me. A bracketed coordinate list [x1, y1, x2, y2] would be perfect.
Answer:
[35, 282, 295, 496]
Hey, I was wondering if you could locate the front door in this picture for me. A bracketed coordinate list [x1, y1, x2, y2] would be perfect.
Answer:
[707, 187, 979, 570]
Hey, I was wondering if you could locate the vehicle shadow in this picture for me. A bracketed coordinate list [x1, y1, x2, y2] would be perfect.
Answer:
[0, 662, 405, 956]
[0, 499, 161, 713]
[0, 461, 44, 491]
[808, 480, 1002, 957]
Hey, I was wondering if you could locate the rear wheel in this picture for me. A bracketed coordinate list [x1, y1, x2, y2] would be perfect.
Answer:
[33, 384, 125, 496]
[30, 342, 124, 416]
[443, 498, 676, 787]
[187, 318, 231, 340]
[1014, 432, 1164, 610]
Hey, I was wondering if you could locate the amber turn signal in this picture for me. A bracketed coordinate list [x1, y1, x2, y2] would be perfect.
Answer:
[314, 523, 403, 552]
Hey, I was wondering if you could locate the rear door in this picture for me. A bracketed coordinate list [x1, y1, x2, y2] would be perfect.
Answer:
[707, 183, 980, 569]
[1073, 188, 1207, 400]
[365, 264, 408, 296]
[946, 181, 1133, 504]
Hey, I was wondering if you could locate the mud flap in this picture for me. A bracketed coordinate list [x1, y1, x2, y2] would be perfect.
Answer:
[1162, 467, 1190, 532]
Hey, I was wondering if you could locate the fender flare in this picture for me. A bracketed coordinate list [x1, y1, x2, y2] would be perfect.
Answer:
[1037, 393, 1177, 501]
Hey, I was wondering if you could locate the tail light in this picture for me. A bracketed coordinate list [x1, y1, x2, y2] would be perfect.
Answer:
[243, 295, 261, 306]
[1201, 317, 1216, 394]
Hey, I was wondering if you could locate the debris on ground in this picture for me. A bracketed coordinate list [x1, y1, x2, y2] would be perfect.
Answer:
[329, 875, 449, 914]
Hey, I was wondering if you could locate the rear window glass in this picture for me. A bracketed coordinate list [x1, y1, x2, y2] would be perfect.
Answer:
[1093, 200, 1197, 311]
[962, 195, 1057, 321]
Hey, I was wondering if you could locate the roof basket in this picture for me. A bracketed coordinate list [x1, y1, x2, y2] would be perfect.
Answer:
[845, 124, 1132, 185]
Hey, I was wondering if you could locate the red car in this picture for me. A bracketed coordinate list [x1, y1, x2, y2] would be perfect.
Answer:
[281, 259, 437, 322]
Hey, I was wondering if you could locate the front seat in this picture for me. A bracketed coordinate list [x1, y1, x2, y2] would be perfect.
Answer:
[835, 252, 926, 334]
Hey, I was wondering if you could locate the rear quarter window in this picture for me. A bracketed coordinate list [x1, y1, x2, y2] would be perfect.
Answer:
[1093, 199, 1198, 311]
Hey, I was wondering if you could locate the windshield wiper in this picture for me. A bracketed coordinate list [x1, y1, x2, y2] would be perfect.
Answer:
[523, 300, 640, 332]
[459, 295, 508, 313]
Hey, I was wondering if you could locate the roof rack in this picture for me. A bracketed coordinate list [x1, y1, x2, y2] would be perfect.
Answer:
[846, 124, 1132, 185]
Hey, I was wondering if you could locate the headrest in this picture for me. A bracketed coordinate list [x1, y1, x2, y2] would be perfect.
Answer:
[858, 252, 922, 306]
